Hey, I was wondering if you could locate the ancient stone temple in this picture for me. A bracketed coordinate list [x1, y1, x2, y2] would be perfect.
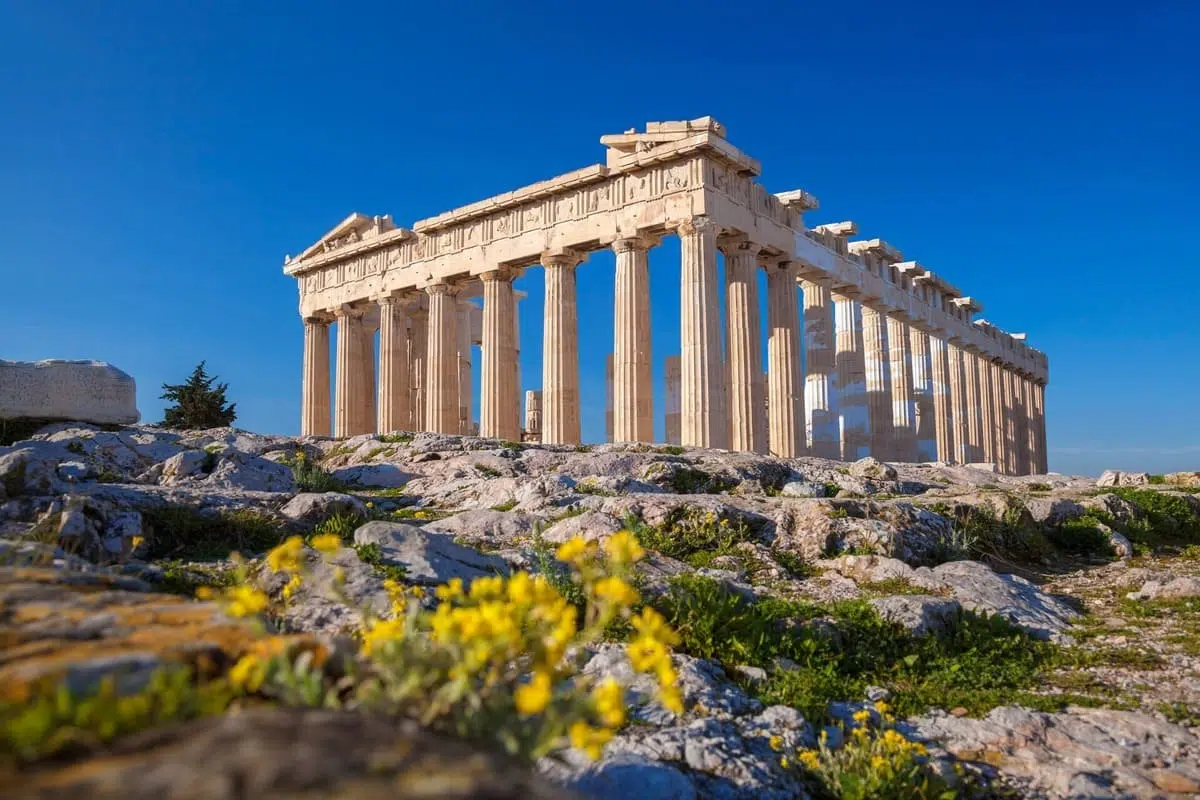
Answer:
[284, 117, 1049, 475]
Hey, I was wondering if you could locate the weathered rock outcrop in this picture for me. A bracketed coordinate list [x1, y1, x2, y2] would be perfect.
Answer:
[0, 360, 139, 426]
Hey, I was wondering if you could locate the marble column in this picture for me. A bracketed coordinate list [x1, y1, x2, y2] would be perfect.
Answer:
[947, 341, 969, 464]
[301, 315, 331, 437]
[988, 359, 1008, 473]
[356, 321, 376, 436]
[802, 279, 838, 459]
[678, 216, 725, 449]
[377, 296, 410, 435]
[929, 335, 955, 463]
[480, 270, 519, 441]
[976, 352, 997, 466]
[721, 236, 766, 453]
[334, 307, 365, 438]
[409, 308, 428, 432]
[1015, 373, 1032, 476]
[425, 283, 460, 434]
[1034, 381, 1048, 474]
[514, 291, 525, 428]
[605, 354, 614, 443]
[664, 355, 681, 445]
[909, 327, 936, 461]
[834, 293, 868, 460]
[963, 348, 983, 463]
[524, 389, 542, 442]
[456, 298, 474, 435]
[765, 260, 804, 458]
[1001, 367, 1018, 475]
[612, 236, 655, 443]
[541, 250, 583, 445]
[861, 303, 893, 460]
[886, 315, 916, 462]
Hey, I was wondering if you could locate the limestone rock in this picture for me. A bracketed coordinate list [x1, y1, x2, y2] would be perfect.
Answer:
[780, 481, 826, 498]
[0, 359, 139, 425]
[541, 510, 625, 543]
[204, 450, 295, 493]
[1024, 496, 1086, 525]
[1096, 469, 1152, 487]
[424, 509, 542, 547]
[930, 560, 1079, 641]
[5, 707, 572, 799]
[331, 463, 411, 488]
[847, 456, 897, 482]
[1164, 471, 1200, 488]
[259, 545, 390, 634]
[869, 595, 962, 636]
[279, 492, 368, 524]
[159, 450, 212, 485]
[352, 521, 509, 586]
[1126, 576, 1200, 601]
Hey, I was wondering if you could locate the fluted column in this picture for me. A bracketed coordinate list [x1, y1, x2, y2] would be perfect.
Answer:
[1015, 373, 1032, 476]
[425, 283, 460, 434]
[301, 315, 332, 437]
[377, 296, 411, 435]
[765, 260, 804, 458]
[456, 299, 474, 435]
[988, 359, 1008, 472]
[524, 390, 542, 442]
[664, 356, 681, 445]
[480, 270, 519, 441]
[861, 304, 893, 460]
[947, 341, 969, 464]
[909, 327, 936, 461]
[409, 308, 428, 431]
[834, 294, 868, 460]
[677, 216, 725, 449]
[1034, 381, 1048, 474]
[963, 348, 983, 463]
[802, 279, 838, 459]
[886, 315, 916, 462]
[605, 354, 614, 442]
[334, 307, 365, 438]
[930, 335, 955, 463]
[1000, 367, 1018, 475]
[542, 250, 583, 445]
[612, 236, 655, 443]
[721, 236, 766, 453]
[356, 321, 376, 436]
[976, 352, 997, 466]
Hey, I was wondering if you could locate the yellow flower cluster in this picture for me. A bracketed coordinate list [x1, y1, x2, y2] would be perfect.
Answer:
[627, 606, 683, 714]
[197, 584, 269, 618]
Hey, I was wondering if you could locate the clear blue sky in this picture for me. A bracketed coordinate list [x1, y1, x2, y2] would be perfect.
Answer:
[2, 0, 1197, 476]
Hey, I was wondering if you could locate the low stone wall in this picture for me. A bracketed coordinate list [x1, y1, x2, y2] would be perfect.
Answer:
[0, 359, 139, 425]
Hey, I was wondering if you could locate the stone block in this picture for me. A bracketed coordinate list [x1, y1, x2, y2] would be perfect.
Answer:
[0, 360, 139, 425]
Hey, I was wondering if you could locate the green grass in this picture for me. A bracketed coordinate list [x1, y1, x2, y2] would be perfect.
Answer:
[656, 445, 686, 456]
[154, 560, 238, 597]
[378, 432, 414, 444]
[1158, 701, 1200, 726]
[771, 548, 820, 579]
[140, 505, 288, 560]
[351, 542, 408, 582]
[284, 455, 351, 493]
[490, 499, 518, 512]
[573, 444, 594, 453]
[574, 479, 615, 496]
[1046, 515, 1115, 558]
[95, 470, 124, 484]
[1103, 488, 1200, 548]
[652, 575, 1064, 723]
[627, 508, 758, 569]
[1026, 482, 1052, 492]
[475, 464, 502, 478]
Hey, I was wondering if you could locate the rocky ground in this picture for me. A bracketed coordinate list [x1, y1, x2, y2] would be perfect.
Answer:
[2, 422, 1199, 798]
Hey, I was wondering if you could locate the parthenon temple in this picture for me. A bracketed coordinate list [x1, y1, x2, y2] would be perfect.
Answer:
[284, 117, 1049, 475]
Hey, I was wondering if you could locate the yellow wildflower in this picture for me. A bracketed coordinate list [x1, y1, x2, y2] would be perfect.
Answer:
[281, 573, 302, 600]
[852, 727, 869, 740]
[506, 571, 534, 604]
[468, 575, 505, 601]
[591, 576, 639, 607]
[627, 635, 670, 673]
[555, 536, 591, 565]
[603, 530, 645, 565]
[871, 754, 889, 771]
[569, 721, 613, 760]
[229, 654, 267, 692]
[630, 607, 681, 646]
[881, 729, 907, 748]
[365, 500, 375, 509]
[410, 585, 425, 599]
[266, 535, 305, 574]
[780, 755, 790, 769]
[195, 586, 214, 601]
[873, 700, 891, 715]
[798, 749, 821, 770]
[310, 533, 341, 554]
[224, 585, 269, 617]
[852, 709, 872, 725]
[436, 577, 464, 601]
[361, 617, 405, 655]
[332, 566, 346, 586]
[592, 678, 626, 728]
[130, 535, 145, 550]
[769, 734, 783, 751]
[659, 683, 683, 715]
[514, 670, 553, 716]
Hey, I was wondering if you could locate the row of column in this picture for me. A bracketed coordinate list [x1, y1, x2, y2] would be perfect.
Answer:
[300, 216, 1047, 475]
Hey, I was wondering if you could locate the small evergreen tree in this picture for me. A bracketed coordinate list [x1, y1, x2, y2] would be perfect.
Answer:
[160, 361, 237, 430]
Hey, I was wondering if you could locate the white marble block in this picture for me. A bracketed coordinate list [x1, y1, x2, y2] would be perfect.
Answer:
[0, 360, 140, 424]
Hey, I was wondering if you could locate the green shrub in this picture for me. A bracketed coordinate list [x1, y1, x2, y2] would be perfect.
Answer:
[575, 479, 615, 497]
[351, 542, 408, 582]
[378, 432, 414, 444]
[491, 499, 518, 512]
[287, 454, 350, 493]
[0, 418, 54, 447]
[1026, 482, 1052, 492]
[653, 575, 1058, 723]
[1105, 488, 1200, 548]
[656, 445, 686, 456]
[141, 505, 286, 560]
[628, 509, 757, 568]
[1046, 515, 1115, 557]
[475, 464, 502, 478]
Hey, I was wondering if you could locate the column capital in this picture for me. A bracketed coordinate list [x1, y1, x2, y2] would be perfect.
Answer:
[717, 232, 762, 257]
[303, 310, 334, 325]
[674, 215, 720, 237]
[540, 247, 585, 269]
[335, 303, 368, 321]
[612, 233, 661, 254]
[480, 267, 517, 283]
[373, 289, 416, 307]
[757, 253, 796, 273]
[425, 282, 459, 297]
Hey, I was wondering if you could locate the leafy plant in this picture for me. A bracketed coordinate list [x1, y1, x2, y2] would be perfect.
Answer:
[159, 361, 237, 430]
[140, 505, 286, 560]
[628, 508, 757, 568]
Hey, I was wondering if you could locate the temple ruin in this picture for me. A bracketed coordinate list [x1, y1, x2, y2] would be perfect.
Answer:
[284, 117, 1049, 475]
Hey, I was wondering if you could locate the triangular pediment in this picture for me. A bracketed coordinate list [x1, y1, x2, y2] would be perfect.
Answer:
[292, 212, 397, 264]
